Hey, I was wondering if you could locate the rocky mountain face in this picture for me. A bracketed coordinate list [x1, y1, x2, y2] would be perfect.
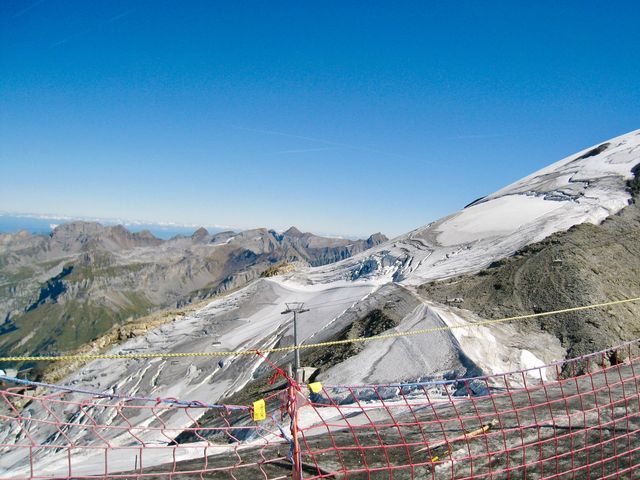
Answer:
[419, 164, 640, 362]
[0, 223, 386, 363]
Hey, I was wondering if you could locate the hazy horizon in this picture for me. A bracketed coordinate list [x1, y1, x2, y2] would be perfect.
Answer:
[0, 211, 379, 240]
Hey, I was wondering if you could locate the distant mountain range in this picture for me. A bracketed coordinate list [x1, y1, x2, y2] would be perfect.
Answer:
[0, 222, 386, 363]
[0, 213, 230, 239]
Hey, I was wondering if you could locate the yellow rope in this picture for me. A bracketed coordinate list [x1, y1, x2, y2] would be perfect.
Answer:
[1, 296, 639, 363]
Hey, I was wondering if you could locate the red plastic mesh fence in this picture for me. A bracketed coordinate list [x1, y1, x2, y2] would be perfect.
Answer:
[1, 340, 640, 479]
[296, 341, 640, 479]
[0, 382, 294, 479]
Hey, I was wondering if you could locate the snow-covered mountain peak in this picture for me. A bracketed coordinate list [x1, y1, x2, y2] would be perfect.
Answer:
[485, 128, 640, 202]
[282, 129, 640, 287]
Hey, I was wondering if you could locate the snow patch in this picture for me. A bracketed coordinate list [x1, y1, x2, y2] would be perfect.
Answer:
[520, 349, 548, 381]
[436, 195, 565, 246]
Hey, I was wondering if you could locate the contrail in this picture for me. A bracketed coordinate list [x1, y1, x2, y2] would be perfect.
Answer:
[107, 8, 137, 23]
[231, 125, 347, 148]
[12, 0, 45, 19]
[447, 133, 508, 140]
[267, 147, 336, 155]
[48, 8, 137, 49]
[231, 125, 435, 165]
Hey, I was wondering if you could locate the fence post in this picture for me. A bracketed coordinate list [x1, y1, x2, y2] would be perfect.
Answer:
[287, 364, 302, 480]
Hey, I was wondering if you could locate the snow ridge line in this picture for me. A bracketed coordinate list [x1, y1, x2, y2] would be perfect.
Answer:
[1, 296, 639, 363]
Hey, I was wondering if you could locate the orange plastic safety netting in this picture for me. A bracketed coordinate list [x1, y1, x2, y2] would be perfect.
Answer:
[1, 340, 640, 479]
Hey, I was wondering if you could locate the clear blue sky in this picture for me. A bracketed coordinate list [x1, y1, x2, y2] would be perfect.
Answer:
[1, 1, 639, 237]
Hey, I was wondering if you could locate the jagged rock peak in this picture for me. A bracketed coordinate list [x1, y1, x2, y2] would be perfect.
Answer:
[283, 226, 304, 237]
[191, 227, 209, 240]
[366, 232, 388, 246]
[135, 229, 157, 240]
[105, 224, 133, 239]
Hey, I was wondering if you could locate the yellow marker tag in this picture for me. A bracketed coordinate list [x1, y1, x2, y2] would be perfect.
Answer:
[308, 382, 323, 394]
[252, 399, 266, 421]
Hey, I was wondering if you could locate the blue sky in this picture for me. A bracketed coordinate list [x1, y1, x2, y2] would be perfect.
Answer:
[1, 1, 639, 237]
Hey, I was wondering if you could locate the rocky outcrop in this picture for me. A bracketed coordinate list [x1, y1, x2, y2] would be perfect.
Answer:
[50, 222, 163, 251]
[26, 266, 73, 311]
[366, 232, 387, 247]
[190, 227, 210, 242]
